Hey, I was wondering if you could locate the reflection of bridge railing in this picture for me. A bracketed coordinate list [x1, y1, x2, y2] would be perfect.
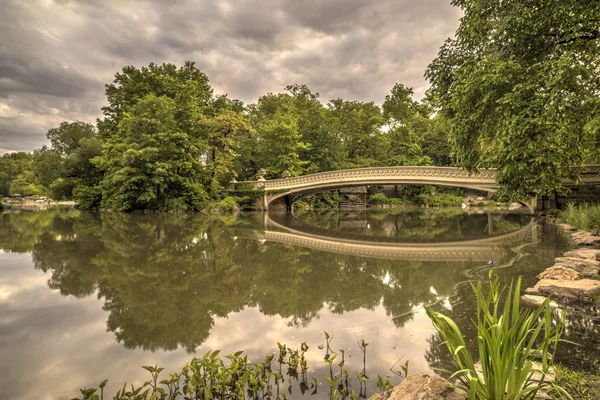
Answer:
[229, 214, 538, 261]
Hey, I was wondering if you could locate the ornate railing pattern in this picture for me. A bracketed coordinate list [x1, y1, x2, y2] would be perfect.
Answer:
[240, 166, 497, 191]
[228, 165, 599, 208]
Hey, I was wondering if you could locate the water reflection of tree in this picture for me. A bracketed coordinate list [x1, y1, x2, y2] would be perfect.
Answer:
[5, 210, 490, 352]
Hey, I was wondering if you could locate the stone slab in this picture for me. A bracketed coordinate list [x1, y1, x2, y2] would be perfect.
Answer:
[530, 279, 600, 301]
[563, 248, 600, 261]
[537, 266, 581, 281]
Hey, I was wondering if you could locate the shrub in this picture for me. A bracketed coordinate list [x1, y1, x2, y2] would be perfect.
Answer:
[368, 193, 389, 205]
[426, 270, 569, 399]
[218, 196, 239, 212]
[74, 185, 102, 210]
[558, 202, 600, 235]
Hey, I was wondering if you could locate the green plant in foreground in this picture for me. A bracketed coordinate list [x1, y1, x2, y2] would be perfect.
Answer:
[426, 270, 571, 400]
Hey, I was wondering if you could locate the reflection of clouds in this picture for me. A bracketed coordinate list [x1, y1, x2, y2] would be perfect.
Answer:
[1, 251, 440, 399]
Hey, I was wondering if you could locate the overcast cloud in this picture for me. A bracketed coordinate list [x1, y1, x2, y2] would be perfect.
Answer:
[0, 0, 461, 153]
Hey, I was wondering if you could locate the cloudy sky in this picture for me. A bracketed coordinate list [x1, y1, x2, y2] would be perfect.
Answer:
[0, 0, 461, 154]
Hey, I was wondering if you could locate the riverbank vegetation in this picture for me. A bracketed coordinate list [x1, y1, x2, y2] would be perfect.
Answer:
[74, 338, 396, 400]
[558, 203, 600, 234]
[0, 66, 455, 211]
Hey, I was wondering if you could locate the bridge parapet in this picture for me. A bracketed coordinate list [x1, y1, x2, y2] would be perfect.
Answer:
[235, 166, 496, 190]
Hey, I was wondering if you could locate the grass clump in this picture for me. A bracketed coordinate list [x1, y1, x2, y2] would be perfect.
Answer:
[426, 270, 570, 400]
[550, 364, 600, 399]
[557, 203, 600, 234]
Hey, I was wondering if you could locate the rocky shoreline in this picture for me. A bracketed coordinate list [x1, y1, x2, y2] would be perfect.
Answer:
[521, 224, 600, 307]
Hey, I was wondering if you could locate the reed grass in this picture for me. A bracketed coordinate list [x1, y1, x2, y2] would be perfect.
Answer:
[557, 203, 600, 234]
[426, 270, 571, 400]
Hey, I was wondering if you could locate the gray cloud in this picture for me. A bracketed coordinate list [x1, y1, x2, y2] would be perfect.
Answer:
[0, 0, 461, 152]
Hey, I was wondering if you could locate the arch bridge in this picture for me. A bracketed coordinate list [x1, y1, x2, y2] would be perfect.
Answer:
[227, 165, 600, 212]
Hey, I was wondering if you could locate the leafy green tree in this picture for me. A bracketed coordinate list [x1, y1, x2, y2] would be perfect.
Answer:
[426, 0, 600, 199]
[97, 94, 209, 211]
[0, 152, 42, 196]
[250, 93, 310, 177]
[285, 84, 344, 173]
[382, 84, 432, 166]
[32, 122, 102, 201]
[202, 109, 252, 195]
[98, 61, 213, 140]
[32, 146, 64, 189]
[327, 99, 386, 168]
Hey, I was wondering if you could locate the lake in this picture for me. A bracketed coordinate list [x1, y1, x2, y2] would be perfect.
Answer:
[0, 207, 596, 399]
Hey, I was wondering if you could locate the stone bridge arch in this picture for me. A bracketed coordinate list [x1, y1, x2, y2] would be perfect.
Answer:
[231, 166, 498, 210]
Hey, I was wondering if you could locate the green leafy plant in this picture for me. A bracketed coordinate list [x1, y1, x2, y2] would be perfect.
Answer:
[425, 270, 570, 400]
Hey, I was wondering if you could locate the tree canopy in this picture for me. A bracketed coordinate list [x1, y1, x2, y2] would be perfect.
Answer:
[426, 0, 600, 199]
[1, 61, 455, 209]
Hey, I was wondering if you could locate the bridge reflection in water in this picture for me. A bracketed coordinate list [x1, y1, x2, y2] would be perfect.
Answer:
[229, 211, 538, 262]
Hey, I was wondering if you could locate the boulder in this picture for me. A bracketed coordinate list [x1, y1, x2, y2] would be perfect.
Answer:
[371, 373, 466, 400]
[528, 279, 600, 302]
[537, 266, 581, 281]
[571, 231, 600, 246]
[563, 248, 600, 261]
[553, 257, 600, 277]
[520, 295, 560, 309]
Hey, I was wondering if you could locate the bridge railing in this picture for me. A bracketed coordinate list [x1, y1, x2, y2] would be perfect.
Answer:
[232, 166, 498, 191]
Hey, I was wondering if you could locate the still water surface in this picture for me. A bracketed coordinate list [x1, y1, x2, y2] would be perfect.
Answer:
[0, 208, 594, 399]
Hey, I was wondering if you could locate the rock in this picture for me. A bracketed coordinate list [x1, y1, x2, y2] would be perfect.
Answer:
[571, 231, 600, 246]
[521, 295, 560, 309]
[371, 372, 466, 400]
[557, 223, 577, 232]
[529, 279, 600, 302]
[537, 266, 581, 281]
[563, 248, 600, 261]
[554, 257, 600, 277]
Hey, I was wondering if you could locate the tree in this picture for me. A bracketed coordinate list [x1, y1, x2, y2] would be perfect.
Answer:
[426, 0, 600, 199]
[382, 84, 433, 166]
[0, 152, 42, 197]
[250, 93, 310, 177]
[202, 109, 252, 195]
[327, 99, 386, 168]
[285, 84, 344, 173]
[98, 61, 213, 140]
[96, 94, 209, 211]
[32, 121, 102, 201]
[257, 109, 309, 177]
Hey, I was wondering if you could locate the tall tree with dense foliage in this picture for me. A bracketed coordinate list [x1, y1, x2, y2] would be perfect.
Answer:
[382, 84, 432, 166]
[327, 99, 386, 168]
[33, 121, 102, 201]
[96, 95, 208, 211]
[94, 62, 230, 210]
[250, 93, 310, 178]
[285, 84, 344, 173]
[426, 0, 600, 199]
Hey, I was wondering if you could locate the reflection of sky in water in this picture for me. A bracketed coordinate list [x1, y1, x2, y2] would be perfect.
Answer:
[0, 209, 581, 399]
[1, 252, 442, 399]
